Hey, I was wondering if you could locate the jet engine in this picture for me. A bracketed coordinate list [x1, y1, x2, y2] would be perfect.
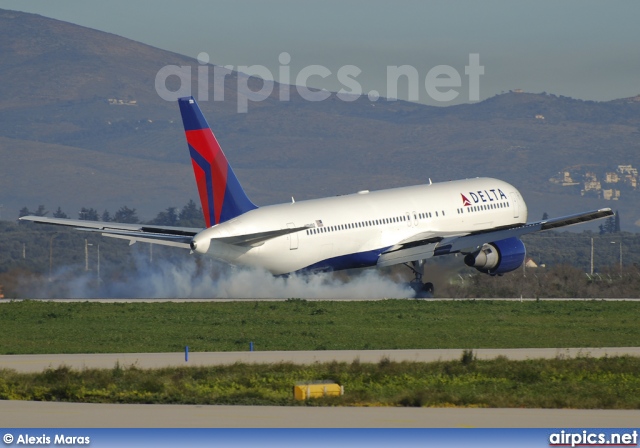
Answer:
[190, 234, 211, 254]
[464, 237, 526, 275]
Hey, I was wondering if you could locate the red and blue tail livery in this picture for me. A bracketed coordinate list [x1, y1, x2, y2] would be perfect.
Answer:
[178, 96, 257, 227]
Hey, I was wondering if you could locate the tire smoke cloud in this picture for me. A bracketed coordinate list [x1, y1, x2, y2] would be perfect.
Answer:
[19, 256, 414, 300]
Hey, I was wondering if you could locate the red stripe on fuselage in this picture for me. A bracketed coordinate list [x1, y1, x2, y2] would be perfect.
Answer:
[185, 129, 229, 226]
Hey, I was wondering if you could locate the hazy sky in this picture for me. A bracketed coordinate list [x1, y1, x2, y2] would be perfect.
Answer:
[2, 0, 639, 105]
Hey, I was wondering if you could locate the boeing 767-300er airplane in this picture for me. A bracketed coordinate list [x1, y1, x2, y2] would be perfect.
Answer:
[21, 97, 613, 297]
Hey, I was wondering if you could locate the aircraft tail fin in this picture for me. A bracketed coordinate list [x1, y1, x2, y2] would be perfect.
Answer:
[178, 97, 257, 227]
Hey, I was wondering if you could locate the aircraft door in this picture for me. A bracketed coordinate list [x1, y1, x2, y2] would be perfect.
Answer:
[511, 192, 519, 219]
[287, 222, 298, 250]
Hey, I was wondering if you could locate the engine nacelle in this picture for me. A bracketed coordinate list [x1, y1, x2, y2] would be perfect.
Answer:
[464, 237, 526, 275]
[190, 233, 211, 254]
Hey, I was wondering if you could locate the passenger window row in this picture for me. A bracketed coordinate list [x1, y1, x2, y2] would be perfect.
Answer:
[456, 201, 510, 214]
[305, 209, 447, 236]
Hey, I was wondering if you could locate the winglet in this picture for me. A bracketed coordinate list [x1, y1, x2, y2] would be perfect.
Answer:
[178, 97, 257, 227]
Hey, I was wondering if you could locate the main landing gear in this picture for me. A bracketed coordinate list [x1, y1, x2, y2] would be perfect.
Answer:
[404, 260, 434, 299]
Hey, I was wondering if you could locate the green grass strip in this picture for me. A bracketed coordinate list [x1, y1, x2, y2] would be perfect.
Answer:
[1, 300, 639, 354]
[2, 356, 640, 408]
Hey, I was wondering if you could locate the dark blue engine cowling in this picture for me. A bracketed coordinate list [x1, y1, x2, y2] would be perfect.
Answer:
[464, 237, 526, 275]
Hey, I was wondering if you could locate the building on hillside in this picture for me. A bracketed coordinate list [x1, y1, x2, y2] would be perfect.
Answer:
[549, 171, 580, 186]
[525, 258, 540, 268]
[561, 171, 579, 186]
[623, 176, 637, 189]
[584, 172, 598, 183]
[603, 189, 621, 200]
[618, 165, 638, 176]
[604, 172, 620, 183]
[108, 99, 137, 106]
[614, 165, 638, 189]
[581, 172, 602, 197]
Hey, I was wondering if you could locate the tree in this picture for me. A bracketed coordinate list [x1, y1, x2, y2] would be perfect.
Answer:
[34, 205, 48, 217]
[609, 216, 616, 234]
[101, 210, 111, 222]
[614, 210, 621, 233]
[53, 207, 68, 219]
[178, 199, 204, 227]
[18, 205, 47, 224]
[114, 206, 139, 224]
[542, 212, 549, 220]
[150, 207, 178, 226]
[78, 207, 99, 221]
[602, 216, 616, 234]
[18, 207, 31, 218]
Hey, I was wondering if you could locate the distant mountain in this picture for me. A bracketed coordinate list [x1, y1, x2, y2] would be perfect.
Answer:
[1, 8, 640, 230]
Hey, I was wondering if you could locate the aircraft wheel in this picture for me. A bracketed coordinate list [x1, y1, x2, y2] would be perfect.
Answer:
[412, 282, 434, 299]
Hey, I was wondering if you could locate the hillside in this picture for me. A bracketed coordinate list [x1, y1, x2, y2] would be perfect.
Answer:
[1, 8, 640, 229]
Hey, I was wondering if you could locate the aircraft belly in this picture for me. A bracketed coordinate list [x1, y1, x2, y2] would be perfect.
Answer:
[292, 231, 384, 273]
[225, 229, 386, 275]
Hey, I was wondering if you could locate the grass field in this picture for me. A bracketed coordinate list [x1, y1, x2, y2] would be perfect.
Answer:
[2, 300, 640, 409]
[1, 299, 639, 354]
[2, 356, 640, 408]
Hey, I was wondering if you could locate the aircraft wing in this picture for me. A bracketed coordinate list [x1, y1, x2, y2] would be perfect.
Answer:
[377, 208, 613, 267]
[19, 216, 201, 249]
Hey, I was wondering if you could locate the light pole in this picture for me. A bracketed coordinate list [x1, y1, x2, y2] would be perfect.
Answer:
[97, 245, 101, 283]
[85, 239, 93, 271]
[619, 241, 622, 271]
[611, 241, 622, 272]
[49, 234, 59, 281]
[590, 237, 594, 276]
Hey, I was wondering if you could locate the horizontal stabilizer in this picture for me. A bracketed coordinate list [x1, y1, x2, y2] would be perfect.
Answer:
[97, 233, 192, 248]
[19, 216, 201, 234]
[19, 216, 201, 249]
[213, 224, 315, 247]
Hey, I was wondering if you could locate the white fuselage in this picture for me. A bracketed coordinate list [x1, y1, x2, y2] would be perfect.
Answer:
[192, 177, 527, 275]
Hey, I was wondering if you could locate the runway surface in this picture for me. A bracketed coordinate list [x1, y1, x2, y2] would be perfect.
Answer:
[2, 400, 639, 428]
[3, 347, 640, 373]
[3, 297, 640, 302]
